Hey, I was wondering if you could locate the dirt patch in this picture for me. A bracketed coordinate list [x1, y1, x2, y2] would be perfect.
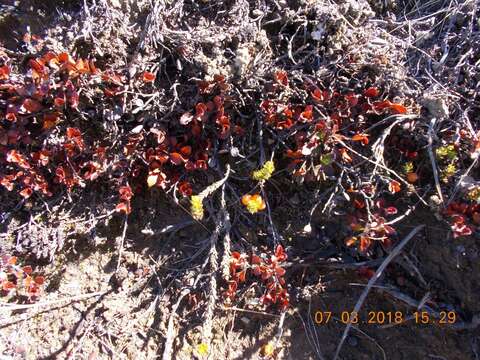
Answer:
[4, 207, 478, 359]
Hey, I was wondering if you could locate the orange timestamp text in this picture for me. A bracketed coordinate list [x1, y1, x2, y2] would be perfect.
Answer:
[314, 310, 457, 325]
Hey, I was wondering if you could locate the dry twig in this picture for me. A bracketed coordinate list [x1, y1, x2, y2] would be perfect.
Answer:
[333, 225, 424, 360]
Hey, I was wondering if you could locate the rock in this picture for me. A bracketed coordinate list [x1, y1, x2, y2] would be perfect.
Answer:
[422, 95, 449, 119]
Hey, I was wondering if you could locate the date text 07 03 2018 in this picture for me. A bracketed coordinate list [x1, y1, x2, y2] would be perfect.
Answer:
[314, 310, 457, 325]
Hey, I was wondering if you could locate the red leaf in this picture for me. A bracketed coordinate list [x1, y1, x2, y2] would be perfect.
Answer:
[250, 255, 260, 265]
[237, 269, 246, 283]
[6, 150, 30, 169]
[34, 276, 45, 285]
[5, 112, 17, 122]
[66, 127, 82, 139]
[311, 88, 321, 102]
[372, 100, 390, 111]
[213, 74, 225, 83]
[218, 123, 230, 139]
[388, 180, 401, 194]
[364, 87, 379, 98]
[170, 152, 185, 165]
[404, 151, 417, 160]
[0, 176, 14, 191]
[195, 159, 208, 170]
[54, 97, 66, 108]
[260, 99, 274, 113]
[43, 113, 58, 129]
[373, 100, 408, 114]
[197, 80, 214, 94]
[32, 149, 50, 166]
[311, 88, 329, 102]
[58, 52, 73, 63]
[178, 181, 192, 196]
[275, 70, 288, 86]
[76, 59, 91, 74]
[119, 185, 133, 201]
[385, 206, 398, 215]
[279, 298, 290, 310]
[180, 146, 192, 157]
[195, 103, 207, 120]
[389, 103, 408, 114]
[359, 236, 371, 252]
[299, 105, 313, 122]
[116, 201, 131, 214]
[0, 65, 10, 80]
[452, 223, 472, 238]
[452, 215, 465, 225]
[275, 245, 287, 262]
[351, 133, 369, 145]
[23, 266, 33, 274]
[23, 99, 43, 113]
[345, 92, 359, 106]
[2, 281, 15, 291]
[213, 95, 224, 109]
[142, 71, 156, 83]
[28, 59, 45, 74]
[20, 187, 33, 198]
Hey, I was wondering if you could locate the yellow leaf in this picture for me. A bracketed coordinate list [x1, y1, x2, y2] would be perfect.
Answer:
[190, 195, 204, 220]
[252, 161, 275, 181]
[197, 343, 209, 356]
[261, 342, 275, 357]
[241, 194, 266, 214]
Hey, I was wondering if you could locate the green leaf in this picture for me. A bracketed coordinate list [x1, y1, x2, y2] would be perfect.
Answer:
[320, 153, 332, 166]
